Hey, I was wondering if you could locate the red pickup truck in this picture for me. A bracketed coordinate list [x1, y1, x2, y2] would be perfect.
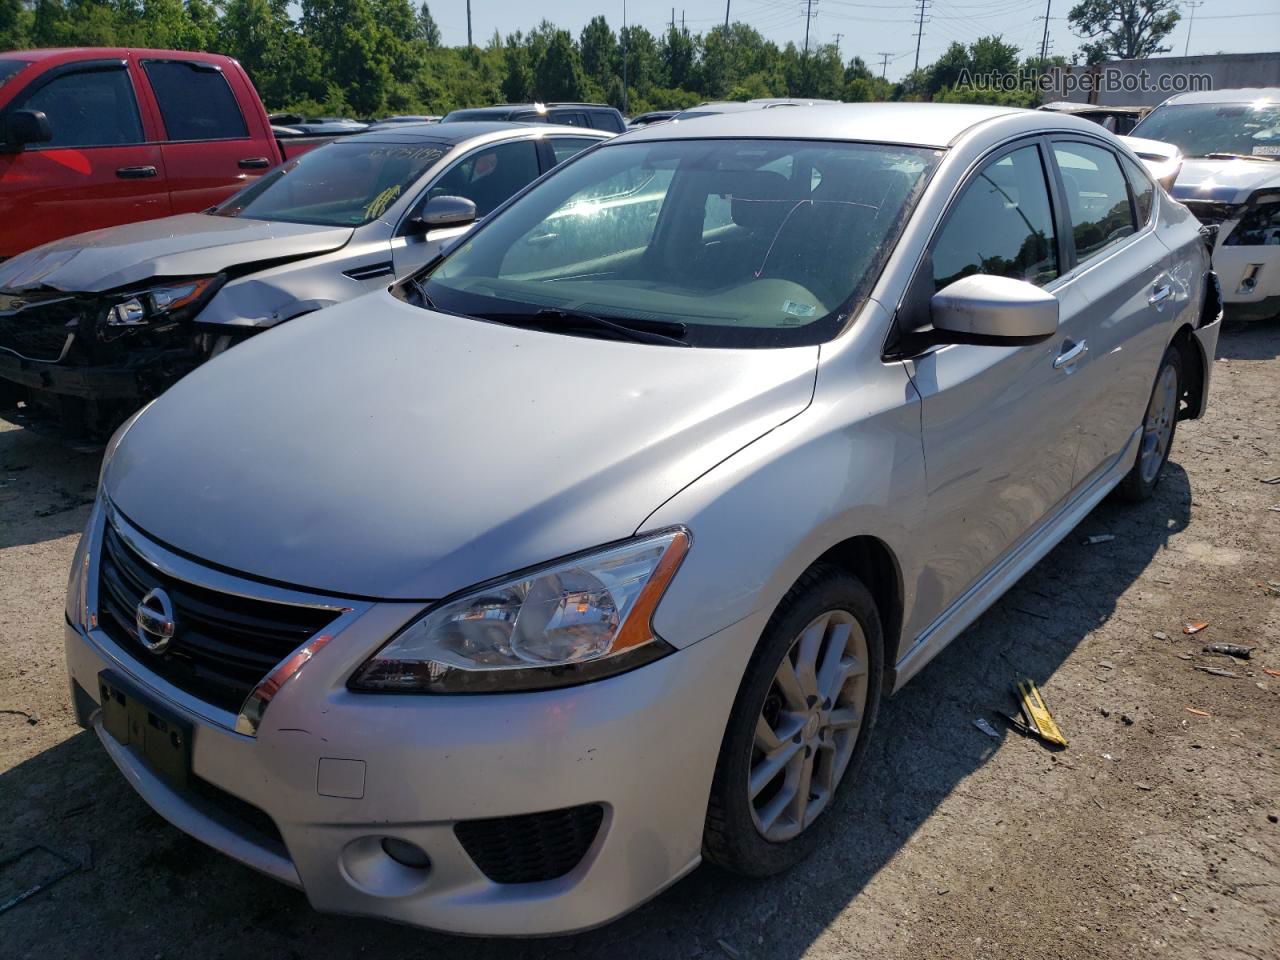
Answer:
[0, 48, 288, 259]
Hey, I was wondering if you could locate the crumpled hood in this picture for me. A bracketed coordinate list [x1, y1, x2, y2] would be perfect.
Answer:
[105, 292, 818, 599]
[1172, 157, 1280, 205]
[0, 215, 352, 293]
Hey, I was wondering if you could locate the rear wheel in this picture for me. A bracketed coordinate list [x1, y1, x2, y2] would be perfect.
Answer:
[704, 565, 883, 877]
[1116, 345, 1182, 502]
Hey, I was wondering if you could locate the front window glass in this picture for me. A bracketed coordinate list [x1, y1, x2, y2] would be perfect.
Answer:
[1054, 142, 1135, 261]
[15, 67, 143, 148]
[423, 140, 540, 217]
[932, 145, 1058, 290]
[1132, 102, 1280, 160]
[213, 140, 449, 226]
[424, 138, 939, 348]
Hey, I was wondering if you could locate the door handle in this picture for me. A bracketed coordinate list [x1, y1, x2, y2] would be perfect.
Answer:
[1148, 284, 1172, 305]
[116, 165, 157, 179]
[238, 157, 271, 170]
[1053, 339, 1088, 370]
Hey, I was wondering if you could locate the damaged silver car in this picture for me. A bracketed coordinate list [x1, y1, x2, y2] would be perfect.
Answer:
[0, 121, 608, 438]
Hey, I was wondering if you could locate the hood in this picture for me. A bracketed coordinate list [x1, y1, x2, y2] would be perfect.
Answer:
[1172, 157, 1280, 205]
[0, 215, 353, 293]
[105, 293, 818, 600]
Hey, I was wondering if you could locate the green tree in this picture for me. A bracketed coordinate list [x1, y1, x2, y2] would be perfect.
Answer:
[579, 15, 615, 89]
[415, 1, 440, 47]
[659, 25, 696, 89]
[1067, 0, 1180, 63]
[533, 28, 583, 101]
[0, 0, 32, 49]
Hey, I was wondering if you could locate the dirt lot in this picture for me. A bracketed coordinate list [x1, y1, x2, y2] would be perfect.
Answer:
[1, 321, 1277, 960]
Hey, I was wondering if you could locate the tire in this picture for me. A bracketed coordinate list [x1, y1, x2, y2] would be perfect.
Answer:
[1116, 345, 1183, 503]
[703, 564, 884, 877]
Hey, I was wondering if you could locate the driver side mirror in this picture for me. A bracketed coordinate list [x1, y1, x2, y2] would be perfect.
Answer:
[930, 274, 1059, 345]
[1, 109, 53, 150]
[407, 194, 477, 235]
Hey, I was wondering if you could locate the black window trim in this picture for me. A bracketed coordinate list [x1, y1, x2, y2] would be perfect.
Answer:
[883, 133, 1066, 359]
[1119, 152, 1157, 229]
[1047, 134, 1147, 276]
[140, 57, 252, 145]
[4, 58, 149, 152]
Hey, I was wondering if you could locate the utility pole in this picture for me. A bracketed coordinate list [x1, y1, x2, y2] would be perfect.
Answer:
[803, 0, 814, 55]
[833, 31, 843, 55]
[1038, 0, 1051, 65]
[671, 7, 675, 29]
[622, 0, 629, 113]
[724, 0, 730, 31]
[1183, 0, 1203, 57]
[912, 0, 930, 73]
[466, 0, 472, 46]
[877, 51, 892, 78]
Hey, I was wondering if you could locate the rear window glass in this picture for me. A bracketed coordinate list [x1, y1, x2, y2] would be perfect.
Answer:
[0, 60, 30, 87]
[144, 60, 248, 141]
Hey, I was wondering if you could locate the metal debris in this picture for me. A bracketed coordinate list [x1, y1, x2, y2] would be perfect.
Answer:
[1083, 534, 1116, 545]
[1016, 679, 1068, 748]
[1202, 643, 1255, 659]
[0, 844, 83, 914]
[973, 718, 1001, 739]
[1184, 621, 1210, 635]
[1152, 631, 1170, 641]
[1261, 476, 1280, 485]
[1186, 707, 1212, 718]
[1195, 666, 1239, 679]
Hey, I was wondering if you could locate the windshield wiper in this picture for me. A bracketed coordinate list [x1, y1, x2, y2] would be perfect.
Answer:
[1199, 152, 1278, 162]
[404, 276, 437, 310]
[476, 307, 689, 347]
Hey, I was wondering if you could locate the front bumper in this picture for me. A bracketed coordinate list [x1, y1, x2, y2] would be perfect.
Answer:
[0, 348, 154, 401]
[1212, 241, 1280, 321]
[64, 502, 761, 936]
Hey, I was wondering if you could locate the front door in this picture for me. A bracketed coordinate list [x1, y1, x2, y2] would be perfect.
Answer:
[903, 140, 1087, 635]
[0, 60, 168, 257]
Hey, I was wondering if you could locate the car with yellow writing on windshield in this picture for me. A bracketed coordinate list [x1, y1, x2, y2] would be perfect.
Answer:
[0, 121, 610, 440]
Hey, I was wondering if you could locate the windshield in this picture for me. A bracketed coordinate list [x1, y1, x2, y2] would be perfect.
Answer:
[213, 140, 450, 226]
[0, 59, 30, 87]
[423, 138, 939, 348]
[1132, 101, 1280, 159]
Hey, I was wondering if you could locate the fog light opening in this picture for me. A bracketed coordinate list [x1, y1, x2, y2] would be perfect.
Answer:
[381, 837, 431, 870]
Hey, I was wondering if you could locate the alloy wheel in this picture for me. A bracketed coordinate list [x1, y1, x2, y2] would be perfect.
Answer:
[748, 609, 869, 842]
[1140, 363, 1178, 485]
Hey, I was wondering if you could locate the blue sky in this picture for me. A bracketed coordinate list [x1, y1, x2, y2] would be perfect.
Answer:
[424, 0, 1280, 82]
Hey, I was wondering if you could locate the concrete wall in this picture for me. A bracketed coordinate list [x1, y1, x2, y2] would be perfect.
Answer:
[1055, 52, 1280, 107]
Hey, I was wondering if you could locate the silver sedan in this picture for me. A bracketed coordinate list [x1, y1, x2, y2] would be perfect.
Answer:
[65, 103, 1220, 935]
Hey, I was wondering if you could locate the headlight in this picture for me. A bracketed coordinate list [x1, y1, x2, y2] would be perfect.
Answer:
[105, 277, 219, 327]
[349, 528, 690, 693]
[1224, 200, 1280, 246]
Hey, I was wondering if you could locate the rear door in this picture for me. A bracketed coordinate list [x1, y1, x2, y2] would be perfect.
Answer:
[391, 137, 542, 276]
[1046, 137, 1172, 486]
[0, 58, 169, 257]
[903, 139, 1087, 632]
[139, 58, 274, 214]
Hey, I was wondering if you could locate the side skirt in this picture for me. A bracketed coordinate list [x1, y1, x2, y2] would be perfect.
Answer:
[890, 425, 1142, 693]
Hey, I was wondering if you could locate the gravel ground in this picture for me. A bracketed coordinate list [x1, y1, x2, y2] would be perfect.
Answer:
[1, 320, 1277, 960]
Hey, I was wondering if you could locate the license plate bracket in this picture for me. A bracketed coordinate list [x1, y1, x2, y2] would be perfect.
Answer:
[98, 670, 192, 790]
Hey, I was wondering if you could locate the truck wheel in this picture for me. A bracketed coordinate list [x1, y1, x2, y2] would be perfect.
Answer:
[1116, 345, 1183, 503]
[703, 564, 883, 877]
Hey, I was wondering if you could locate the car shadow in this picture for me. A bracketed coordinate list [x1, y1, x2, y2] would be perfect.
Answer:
[0, 463, 1193, 959]
[1215, 316, 1279, 361]
[0, 418, 98, 550]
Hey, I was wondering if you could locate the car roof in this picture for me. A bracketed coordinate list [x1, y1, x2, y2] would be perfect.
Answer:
[448, 103, 616, 115]
[1040, 101, 1146, 115]
[338, 120, 606, 145]
[1163, 87, 1280, 106]
[623, 102, 1024, 148]
[0, 47, 237, 64]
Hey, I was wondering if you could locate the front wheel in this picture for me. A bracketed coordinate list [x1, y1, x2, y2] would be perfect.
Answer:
[703, 565, 883, 877]
[1116, 345, 1183, 502]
